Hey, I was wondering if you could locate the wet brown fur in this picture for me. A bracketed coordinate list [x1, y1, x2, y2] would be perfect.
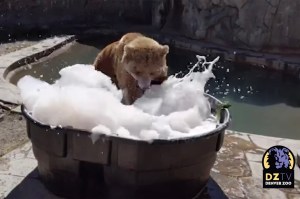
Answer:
[93, 33, 169, 104]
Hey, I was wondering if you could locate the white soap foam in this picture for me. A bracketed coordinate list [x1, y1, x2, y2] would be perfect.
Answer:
[18, 56, 220, 141]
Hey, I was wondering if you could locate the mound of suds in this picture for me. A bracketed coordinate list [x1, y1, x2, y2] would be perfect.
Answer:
[18, 56, 220, 141]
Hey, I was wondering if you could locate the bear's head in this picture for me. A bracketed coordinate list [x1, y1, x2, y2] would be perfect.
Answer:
[122, 37, 169, 90]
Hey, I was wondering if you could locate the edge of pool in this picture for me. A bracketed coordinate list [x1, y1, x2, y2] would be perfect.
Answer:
[0, 35, 75, 104]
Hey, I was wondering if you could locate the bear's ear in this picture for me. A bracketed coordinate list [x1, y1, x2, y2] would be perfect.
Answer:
[160, 45, 169, 56]
[122, 45, 134, 62]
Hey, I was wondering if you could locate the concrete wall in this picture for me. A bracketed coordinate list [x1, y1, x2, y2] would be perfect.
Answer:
[1, 0, 300, 53]
[154, 0, 300, 53]
[0, 0, 151, 30]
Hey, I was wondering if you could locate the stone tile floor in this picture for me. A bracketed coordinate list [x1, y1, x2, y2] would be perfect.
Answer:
[214, 131, 300, 199]
[0, 130, 299, 199]
[0, 40, 38, 57]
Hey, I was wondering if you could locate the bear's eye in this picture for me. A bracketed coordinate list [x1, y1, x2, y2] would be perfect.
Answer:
[135, 71, 142, 75]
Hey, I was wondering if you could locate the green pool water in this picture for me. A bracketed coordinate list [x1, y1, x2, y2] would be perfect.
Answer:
[9, 37, 300, 139]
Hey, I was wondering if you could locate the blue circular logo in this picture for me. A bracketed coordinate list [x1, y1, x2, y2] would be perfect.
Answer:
[263, 145, 295, 170]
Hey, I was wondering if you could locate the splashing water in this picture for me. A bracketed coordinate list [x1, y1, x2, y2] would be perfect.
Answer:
[18, 55, 220, 141]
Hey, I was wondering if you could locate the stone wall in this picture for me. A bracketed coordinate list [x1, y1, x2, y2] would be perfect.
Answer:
[1, 0, 300, 53]
[0, 0, 151, 31]
[154, 0, 300, 53]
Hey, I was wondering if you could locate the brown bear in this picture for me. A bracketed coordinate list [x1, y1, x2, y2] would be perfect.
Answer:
[93, 32, 169, 105]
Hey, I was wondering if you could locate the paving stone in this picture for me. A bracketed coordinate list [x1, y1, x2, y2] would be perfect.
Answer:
[211, 172, 245, 198]
[215, 150, 251, 177]
[0, 158, 36, 177]
[249, 134, 283, 149]
[4, 142, 32, 160]
[225, 132, 256, 151]
[26, 148, 35, 159]
[214, 133, 253, 177]
[279, 180, 300, 195]
[226, 130, 251, 142]
[265, 189, 288, 199]
[0, 143, 37, 177]
[11, 106, 21, 114]
[246, 152, 263, 162]
[238, 177, 263, 199]
[0, 158, 9, 173]
[297, 181, 300, 191]
[0, 82, 21, 104]
[248, 161, 263, 179]
[0, 174, 24, 198]
[287, 193, 300, 199]
[238, 177, 276, 199]
[297, 150, 300, 168]
[277, 139, 300, 156]
[295, 164, 300, 181]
